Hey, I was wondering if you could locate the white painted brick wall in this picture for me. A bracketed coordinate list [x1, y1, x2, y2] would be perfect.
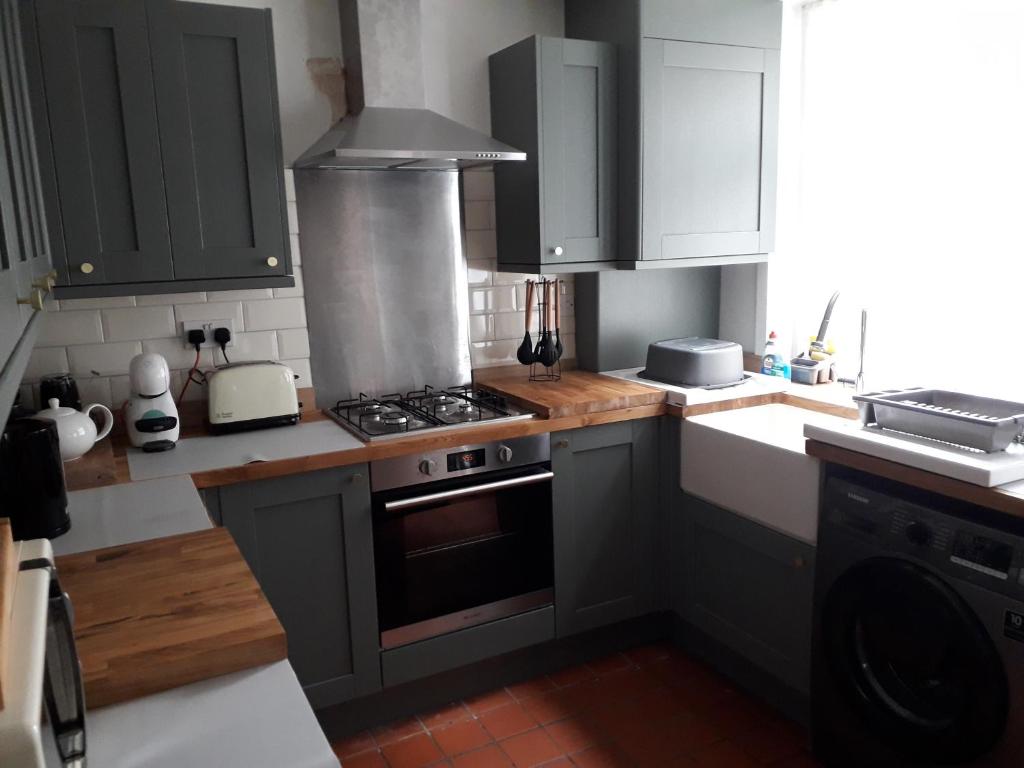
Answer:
[19, 168, 576, 410]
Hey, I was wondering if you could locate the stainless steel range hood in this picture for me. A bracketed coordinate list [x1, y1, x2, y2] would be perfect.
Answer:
[294, 0, 525, 170]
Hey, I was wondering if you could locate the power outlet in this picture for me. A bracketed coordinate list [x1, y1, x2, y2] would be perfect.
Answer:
[181, 319, 235, 349]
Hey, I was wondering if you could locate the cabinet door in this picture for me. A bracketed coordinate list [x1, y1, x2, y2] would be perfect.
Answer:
[148, 0, 289, 281]
[551, 418, 658, 637]
[34, 0, 172, 285]
[218, 466, 381, 709]
[680, 494, 814, 694]
[642, 38, 779, 261]
[540, 38, 616, 265]
[0, 0, 52, 403]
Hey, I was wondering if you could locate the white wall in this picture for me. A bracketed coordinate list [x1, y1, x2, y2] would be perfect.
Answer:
[421, 0, 564, 132]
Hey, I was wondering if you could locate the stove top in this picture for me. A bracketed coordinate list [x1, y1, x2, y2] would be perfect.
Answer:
[327, 385, 535, 441]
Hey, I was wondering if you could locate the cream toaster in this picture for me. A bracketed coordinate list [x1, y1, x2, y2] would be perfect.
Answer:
[207, 361, 300, 434]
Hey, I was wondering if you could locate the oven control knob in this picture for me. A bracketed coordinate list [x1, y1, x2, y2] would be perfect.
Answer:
[418, 459, 438, 477]
[497, 445, 513, 464]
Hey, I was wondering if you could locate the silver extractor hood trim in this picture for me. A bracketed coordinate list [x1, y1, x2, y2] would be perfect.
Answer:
[293, 107, 526, 171]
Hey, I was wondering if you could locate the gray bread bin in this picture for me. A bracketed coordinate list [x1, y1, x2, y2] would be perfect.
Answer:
[639, 337, 745, 388]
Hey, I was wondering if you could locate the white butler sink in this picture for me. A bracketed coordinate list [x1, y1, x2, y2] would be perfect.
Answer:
[681, 404, 853, 544]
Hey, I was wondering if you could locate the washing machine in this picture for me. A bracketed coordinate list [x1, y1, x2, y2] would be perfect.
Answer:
[812, 465, 1024, 767]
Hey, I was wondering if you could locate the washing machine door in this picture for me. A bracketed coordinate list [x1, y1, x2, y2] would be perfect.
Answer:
[823, 557, 1008, 765]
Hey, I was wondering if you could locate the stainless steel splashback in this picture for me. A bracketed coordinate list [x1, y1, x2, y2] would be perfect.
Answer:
[294, 170, 472, 407]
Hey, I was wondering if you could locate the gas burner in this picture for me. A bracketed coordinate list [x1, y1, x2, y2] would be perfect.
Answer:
[423, 394, 459, 410]
[382, 412, 409, 427]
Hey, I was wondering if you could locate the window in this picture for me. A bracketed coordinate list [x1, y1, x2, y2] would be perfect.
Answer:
[772, 0, 1024, 398]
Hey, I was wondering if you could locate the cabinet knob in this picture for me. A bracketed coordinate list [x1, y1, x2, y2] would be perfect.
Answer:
[555, 438, 569, 449]
[551, 246, 564, 256]
[17, 287, 45, 311]
[266, 256, 279, 268]
[349, 473, 364, 484]
[79, 262, 94, 274]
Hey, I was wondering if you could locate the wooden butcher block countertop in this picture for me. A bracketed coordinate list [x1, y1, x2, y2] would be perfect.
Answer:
[474, 368, 666, 418]
[55, 528, 286, 708]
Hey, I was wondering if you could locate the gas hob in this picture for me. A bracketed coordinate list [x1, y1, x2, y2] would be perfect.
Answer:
[326, 385, 535, 442]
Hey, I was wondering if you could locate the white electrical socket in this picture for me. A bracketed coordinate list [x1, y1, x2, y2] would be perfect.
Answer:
[181, 319, 235, 349]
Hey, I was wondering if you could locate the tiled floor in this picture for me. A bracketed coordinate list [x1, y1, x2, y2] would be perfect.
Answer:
[331, 644, 821, 768]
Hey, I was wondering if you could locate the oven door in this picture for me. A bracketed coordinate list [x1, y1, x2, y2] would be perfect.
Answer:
[373, 465, 554, 649]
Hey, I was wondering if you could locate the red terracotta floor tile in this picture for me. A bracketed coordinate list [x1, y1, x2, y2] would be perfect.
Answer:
[507, 676, 557, 701]
[452, 744, 514, 768]
[556, 679, 602, 716]
[465, 688, 516, 715]
[689, 739, 761, 767]
[341, 749, 389, 768]
[768, 752, 822, 768]
[433, 719, 494, 757]
[594, 666, 660, 702]
[631, 685, 687, 723]
[521, 690, 578, 725]
[732, 720, 809, 764]
[420, 701, 473, 730]
[624, 643, 673, 668]
[543, 715, 603, 754]
[381, 732, 445, 768]
[498, 727, 563, 767]
[479, 703, 540, 741]
[373, 716, 426, 746]
[333, 730, 376, 759]
[538, 759, 574, 767]
[549, 664, 595, 688]
[699, 694, 777, 739]
[585, 653, 632, 677]
[666, 711, 727, 755]
[568, 743, 634, 768]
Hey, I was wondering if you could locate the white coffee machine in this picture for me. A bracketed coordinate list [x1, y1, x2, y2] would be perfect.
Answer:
[124, 353, 179, 452]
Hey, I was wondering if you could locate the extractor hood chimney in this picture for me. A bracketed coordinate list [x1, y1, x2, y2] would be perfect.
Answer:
[294, 0, 525, 170]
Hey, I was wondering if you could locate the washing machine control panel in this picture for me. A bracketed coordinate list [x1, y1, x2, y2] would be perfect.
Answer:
[825, 476, 1024, 597]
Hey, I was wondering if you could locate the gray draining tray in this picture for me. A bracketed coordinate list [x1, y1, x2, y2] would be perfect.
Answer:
[853, 388, 1024, 453]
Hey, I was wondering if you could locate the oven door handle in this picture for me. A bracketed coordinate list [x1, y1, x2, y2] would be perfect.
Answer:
[384, 470, 554, 512]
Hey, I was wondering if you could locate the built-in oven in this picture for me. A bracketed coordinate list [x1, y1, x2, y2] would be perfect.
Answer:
[371, 434, 553, 649]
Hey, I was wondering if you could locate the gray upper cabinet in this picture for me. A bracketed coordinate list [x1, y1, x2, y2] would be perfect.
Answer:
[28, 0, 291, 298]
[489, 37, 616, 272]
[551, 418, 658, 636]
[642, 39, 778, 261]
[0, 0, 53, 417]
[148, 0, 288, 281]
[217, 465, 382, 709]
[566, 0, 782, 269]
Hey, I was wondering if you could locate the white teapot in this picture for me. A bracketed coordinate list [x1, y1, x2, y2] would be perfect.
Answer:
[36, 397, 114, 461]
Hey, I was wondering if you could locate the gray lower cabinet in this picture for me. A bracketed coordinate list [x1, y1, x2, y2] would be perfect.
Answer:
[551, 418, 659, 636]
[489, 36, 616, 273]
[217, 465, 382, 709]
[0, 0, 53, 418]
[28, 0, 290, 298]
[675, 493, 814, 694]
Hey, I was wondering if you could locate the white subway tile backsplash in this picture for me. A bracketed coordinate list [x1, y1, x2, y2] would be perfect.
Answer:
[38, 310, 103, 347]
[67, 341, 142, 376]
[492, 269, 534, 286]
[206, 288, 274, 302]
[493, 311, 527, 341]
[243, 297, 307, 331]
[142, 337, 215, 370]
[101, 305, 176, 342]
[469, 314, 494, 342]
[470, 339, 519, 367]
[462, 169, 495, 201]
[76, 376, 112, 409]
[465, 229, 497, 261]
[174, 301, 245, 328]
[135, 292, 208, 306]
[276, 328, 310, 359]
[24, 346, 68, 380]
[470, 285, 517, 315]
[281, 357, 311, 386]
[229, 331, 279, 362]
[287, 201, 299, 234]
[273, 266, 303, 298]
[290, 234, 301, 265]
[467, 260, 493, 287]
[284, 168, 296, 202]
[59, 296, 136, 310]
[109, 375, 132, 409]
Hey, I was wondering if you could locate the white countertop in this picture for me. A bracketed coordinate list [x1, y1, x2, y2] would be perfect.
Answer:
[45, 661, 338, 768]
[601, 367, 790, 406]
[56, 475, 212, 556]
[127, 419, 364, 482]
